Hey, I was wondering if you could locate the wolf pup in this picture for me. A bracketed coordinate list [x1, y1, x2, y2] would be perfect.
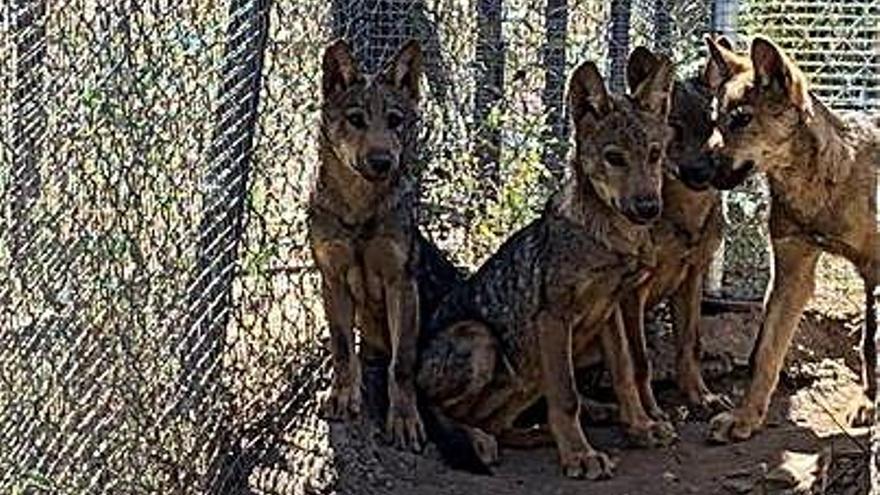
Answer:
[614, 43, 745, 421]
[417, 54, 677, 478]
[310, 39, 461, 452]
[702, 36, 879, 443]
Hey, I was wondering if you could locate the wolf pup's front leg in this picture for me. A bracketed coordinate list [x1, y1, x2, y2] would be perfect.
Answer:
[603, 306, 677, 447]
[538, 311, 615, 480]
[314, 241, 362, 420]
[369, 238, 426, 451]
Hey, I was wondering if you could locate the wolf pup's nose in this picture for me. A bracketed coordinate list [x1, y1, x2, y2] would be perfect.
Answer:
[680, 157, 715, 187]
[633, 195, 660, 220]
[366, 151, 394, 174]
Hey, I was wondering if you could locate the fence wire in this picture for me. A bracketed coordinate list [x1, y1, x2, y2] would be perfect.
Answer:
[0, 0, 873, 493]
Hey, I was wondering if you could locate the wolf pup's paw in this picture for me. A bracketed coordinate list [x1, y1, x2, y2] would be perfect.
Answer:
[468, 428, 499, 466]
[707, 410, 757, 444]
[847, 399, 875, 427]
[626, 420, 677, 448]
[386, 399, 426, 452]
[320, 382, 363, 421]
[559, 449, 615, 480]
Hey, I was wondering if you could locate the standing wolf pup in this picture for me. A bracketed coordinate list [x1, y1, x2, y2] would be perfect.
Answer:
[310, 39, 462, 452]
[615, 43, 742, 422]
[702, 36, 879, 443]
[417, 53, 677, 479]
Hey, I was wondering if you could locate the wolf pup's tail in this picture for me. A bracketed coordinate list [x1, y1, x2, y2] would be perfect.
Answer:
[416, 231, 466, 324]
[418, 393, 492, 475]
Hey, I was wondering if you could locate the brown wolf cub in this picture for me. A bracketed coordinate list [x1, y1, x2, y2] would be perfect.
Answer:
[702, 35, 879, 443]
[616, 43, 745, 421]
[310, 39, 462, 452]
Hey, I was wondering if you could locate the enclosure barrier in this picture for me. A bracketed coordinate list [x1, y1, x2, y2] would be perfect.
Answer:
[0, 0, 875, 493]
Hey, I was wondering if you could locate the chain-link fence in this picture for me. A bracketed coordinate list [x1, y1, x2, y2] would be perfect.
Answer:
[0, 0, 874, 493]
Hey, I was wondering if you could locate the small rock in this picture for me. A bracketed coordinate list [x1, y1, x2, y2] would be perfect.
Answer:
[764, 450, 829, 492]
[662, 471, 679, 483]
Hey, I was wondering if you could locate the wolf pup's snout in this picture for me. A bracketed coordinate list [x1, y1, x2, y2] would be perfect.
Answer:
[631, 194, 661, 222]
[708, 153, 752, 190]
[365, 150, 395, 177]
[678, 155, 715, 190]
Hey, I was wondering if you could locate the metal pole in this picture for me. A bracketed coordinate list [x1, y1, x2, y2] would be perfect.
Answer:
[474, 0, 505, 190]
[179, 0, 272, 490]
[8, 0, 46, 264]
[542, 0, 567, 177]
[711, 0, 739, 40]
[653, 0, 671, 55]
[705, 0, 741, 297]
[608, 0, 631, 94]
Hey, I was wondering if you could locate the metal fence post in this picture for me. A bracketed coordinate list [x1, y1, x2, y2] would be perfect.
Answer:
[653, 0, 671, 54]
[711, 0, 739, 39]
[179, 0, 271, 490]
[608, 0, 631, 93]
[542, 0, 568, 178]
[705, 0, 739, 297]
[8, 0, 46, 264]
[474, 0, 505, 191]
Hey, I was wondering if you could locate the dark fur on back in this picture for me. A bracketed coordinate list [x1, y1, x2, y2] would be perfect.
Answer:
[418, 55, 678, 478]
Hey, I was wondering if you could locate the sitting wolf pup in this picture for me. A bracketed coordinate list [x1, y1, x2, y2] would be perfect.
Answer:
[614, 42, 748, 422]
[310, 40, 462, 452]
[417, 53, 677, 478]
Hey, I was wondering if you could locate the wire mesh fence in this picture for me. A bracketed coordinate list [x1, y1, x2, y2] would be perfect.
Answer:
[0, 0, 874, 493]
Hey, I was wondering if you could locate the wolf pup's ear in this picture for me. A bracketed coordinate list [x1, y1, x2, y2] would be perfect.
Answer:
[750, 36, 813, 118]
[381, 40, 423, 101]
[703, 35, 750, 90]
[632, 52, 673, 117]
[703, 35, 737, 89]
[626, 46, 660, 95]
[567, 61, 610, 126]
[322, 39, 361, 101]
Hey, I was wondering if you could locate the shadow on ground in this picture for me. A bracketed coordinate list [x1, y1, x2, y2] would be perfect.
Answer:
[257, 309, 870, 495]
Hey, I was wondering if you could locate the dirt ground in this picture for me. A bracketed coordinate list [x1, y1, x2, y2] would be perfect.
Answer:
[258, 307, 871, 495]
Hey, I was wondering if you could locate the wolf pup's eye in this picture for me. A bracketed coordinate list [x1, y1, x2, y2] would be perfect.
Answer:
[345, 109, 367, 130]
[387, 110, 403, 130]
[729, 107, 753, 131]
[648, 144, 662, 164]
[603, 150, 627, 168]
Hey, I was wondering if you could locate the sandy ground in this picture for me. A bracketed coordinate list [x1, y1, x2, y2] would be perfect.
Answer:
[257, 308, 870, 495]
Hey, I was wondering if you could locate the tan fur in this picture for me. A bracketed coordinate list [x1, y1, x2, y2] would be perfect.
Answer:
[703, 35, 880, 443]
